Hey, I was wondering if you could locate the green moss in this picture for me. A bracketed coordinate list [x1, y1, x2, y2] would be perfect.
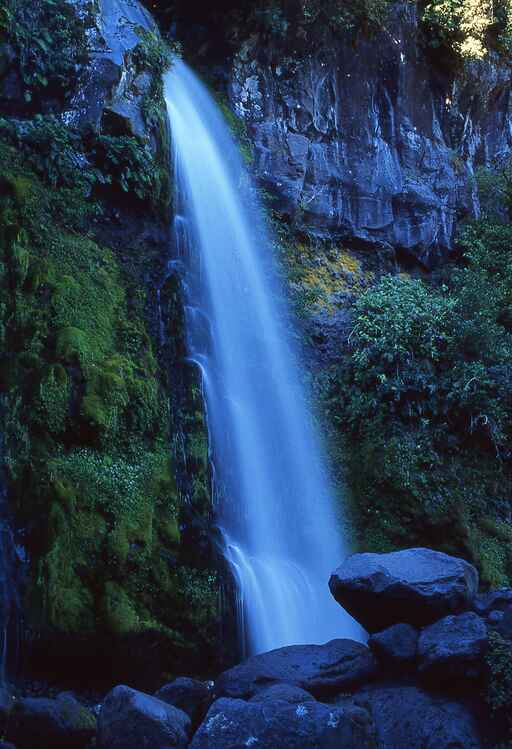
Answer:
[0, 127, 218, 682]
[102, 582, 139, 635]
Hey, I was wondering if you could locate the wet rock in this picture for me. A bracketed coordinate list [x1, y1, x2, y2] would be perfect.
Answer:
[353, 684, 483, 748]
[248, 683, 316, 704]
[98, 685, 190, 749]
[418, 612, 488, 684]
[155, 677, 211, 726]
[329, 548, 478, 632]
[215, 639, 377, 700]
[7, 692, 96, 749]
[369, 623, 418, 667]
[229, 3, 512, 265]
[190, 696, 376, 749]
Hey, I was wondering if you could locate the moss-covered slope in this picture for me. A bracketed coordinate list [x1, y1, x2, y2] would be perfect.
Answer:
[0, 140, 219, 688]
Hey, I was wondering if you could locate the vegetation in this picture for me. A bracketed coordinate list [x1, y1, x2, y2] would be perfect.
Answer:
[325, 219, 512, 586]
[0, 0, 89, 107]
[485, 631, 512, 743]
[0, 133, 217, 682]
[422, 0, 512, 58]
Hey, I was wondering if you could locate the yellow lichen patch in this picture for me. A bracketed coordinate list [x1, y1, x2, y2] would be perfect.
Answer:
[285, 240, 374, 315]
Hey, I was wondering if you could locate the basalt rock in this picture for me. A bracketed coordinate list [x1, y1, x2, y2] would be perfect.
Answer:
[369, 623, 418, 667]
[329, 548, 479, 632]
[155, 678, 211, 727]
[351, 685, 483, 749]
[7, 692, 96, 749]
[97, 685, 190, 749]
[189, 697, 376, 749]
[248, 683, 316, 704]
[229, 2, 512, 266]
[215, 639, 377, 701]
[418, 612, 488, 684]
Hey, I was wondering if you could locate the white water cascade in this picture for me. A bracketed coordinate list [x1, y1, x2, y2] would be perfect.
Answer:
[164, 60, 360, 655]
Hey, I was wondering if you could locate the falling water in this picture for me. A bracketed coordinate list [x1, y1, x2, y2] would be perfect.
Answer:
[164, 60, 360, 654]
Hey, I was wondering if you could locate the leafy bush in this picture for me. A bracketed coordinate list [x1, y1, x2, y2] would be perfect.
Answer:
[485, 631, 512, 743]
[422, 0, 512, 58]
[332, 219, 512, 577]
[1, 0, 88, 105]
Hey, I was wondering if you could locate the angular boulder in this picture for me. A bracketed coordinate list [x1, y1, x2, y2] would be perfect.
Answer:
[353, 685, 483, 748]
[329, 548, 478, 632]
[249, 683, 316, 704]
[190, 697, 376, 749]
[215, 639, 377, 700]
[155, 678, 211, 727]
[7, 692, 96, 749]
[418, 612, 488, 683]
[97, 685, 190, 749]
[369, 623, 418, 666]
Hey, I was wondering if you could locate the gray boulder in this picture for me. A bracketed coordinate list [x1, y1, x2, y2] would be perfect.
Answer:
[248, 683, 316, 704]
[215, 639, 377, 700]
[418, 612, 488, 683]
[329, 548, 479, 632]
[352, 685, 483, 748]
[190, 696, 376, 749]
[155, 677, 211, 726]
[369, 623, 418, 667]
[7, 692, 96, 749]
[97, 685, 190, 749]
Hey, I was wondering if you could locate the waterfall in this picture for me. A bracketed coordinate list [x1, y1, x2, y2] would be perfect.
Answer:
[164, 60, 360, 655]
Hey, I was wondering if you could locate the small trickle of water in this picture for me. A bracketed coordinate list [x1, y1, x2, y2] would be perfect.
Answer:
[165, 60, 361, 654]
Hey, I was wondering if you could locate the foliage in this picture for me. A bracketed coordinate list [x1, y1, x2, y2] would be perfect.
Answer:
[485, 631, 512, 742]
[330, 219, 512, 583]
[422, 0, 512, 58]
[0, 0, 88, 105]
[0, 140, 219, 681]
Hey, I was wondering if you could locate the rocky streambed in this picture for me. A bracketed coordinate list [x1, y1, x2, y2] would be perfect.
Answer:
[1, 547, 510, 749]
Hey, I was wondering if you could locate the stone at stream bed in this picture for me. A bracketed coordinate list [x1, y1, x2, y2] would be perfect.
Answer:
[215, 639, 377, 700]
[329, 548, 479, 632]
[351, 685, 483, 748]
[369, 623, 418, 667]
[7, 692, 96, 749]
[155, 677, 211, 727]
[249, 683, 316, 704]
[418, 612, 488, 684]
[98, 685, 190, 749]
[189, 697, 376, 749]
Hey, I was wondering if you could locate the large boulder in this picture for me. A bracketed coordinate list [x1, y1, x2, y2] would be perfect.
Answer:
[97, 685, 190, 749]
[418, 612, 488, 684]
[215, 639, 377, 700]
[352, 685, 483, 748]
[7, 692, 96, 749]
[369, 623, 418, 667]
[329, 548, 478, 632]
[190, 696, 376, 749]
[155, 678, 211, 727]
[249, 683, 316, 704]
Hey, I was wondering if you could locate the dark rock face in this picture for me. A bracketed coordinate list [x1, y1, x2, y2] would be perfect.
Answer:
[418, 612, 488, 683]
[97, 685, 190, 749]
[229, 2, 512, 266]
[369, 623, 418, 666]
[190, 697, 376, 749]
[353, 685, 483, 748]
[329, 548, 479, 632]
[0, 688, 13, 734]
[215, 639, 377, 700]
[64, 0, 160, 142]
[155, 678, 211, 726]
[7, 692, 96, 749]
